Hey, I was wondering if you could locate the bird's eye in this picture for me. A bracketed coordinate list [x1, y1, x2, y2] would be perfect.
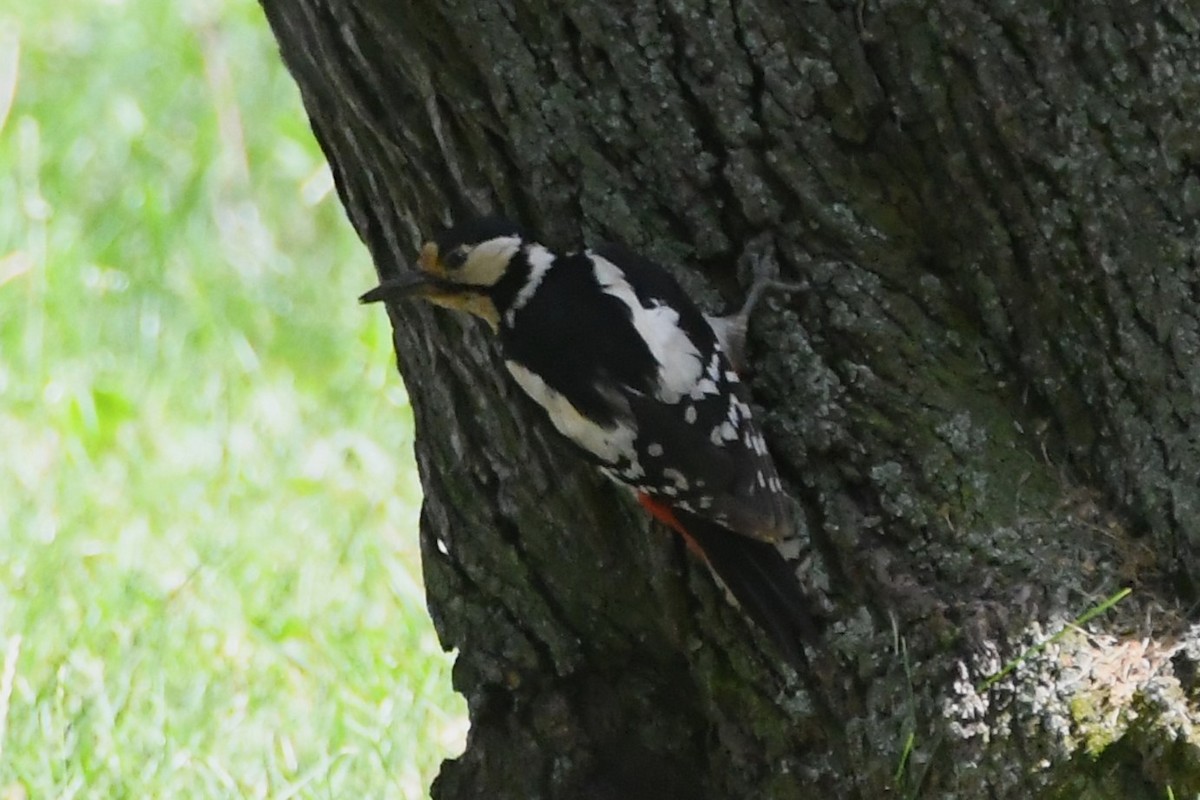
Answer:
[443, 247, 469, 269]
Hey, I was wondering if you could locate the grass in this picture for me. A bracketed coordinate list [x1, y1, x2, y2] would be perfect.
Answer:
[0, 0, 464, 797]
[975, 587, 1131, 693]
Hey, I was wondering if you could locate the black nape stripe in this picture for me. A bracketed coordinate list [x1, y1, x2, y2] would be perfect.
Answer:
[489, 249, 533, 314]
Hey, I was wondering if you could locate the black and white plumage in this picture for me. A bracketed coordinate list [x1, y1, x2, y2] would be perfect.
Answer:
[362, 216, 811, 666]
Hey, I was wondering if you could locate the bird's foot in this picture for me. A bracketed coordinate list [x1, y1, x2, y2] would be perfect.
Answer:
[709, 251, 807, 371]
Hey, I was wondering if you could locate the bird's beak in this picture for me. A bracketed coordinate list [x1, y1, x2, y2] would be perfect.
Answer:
[359, 242, 500, 330]
[360, 242, 453, 305]
[358, 269, 454, 305]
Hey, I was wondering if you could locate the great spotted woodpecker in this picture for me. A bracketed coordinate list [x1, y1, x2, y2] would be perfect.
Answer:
[361, 216, 812, 667]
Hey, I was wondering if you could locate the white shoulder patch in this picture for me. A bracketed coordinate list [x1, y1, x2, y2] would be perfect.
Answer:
[505, 360, 643, 477]
[589, 254, 704, 404]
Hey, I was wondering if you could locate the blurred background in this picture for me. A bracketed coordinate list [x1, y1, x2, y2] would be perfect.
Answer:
[0, 0, 463, 797]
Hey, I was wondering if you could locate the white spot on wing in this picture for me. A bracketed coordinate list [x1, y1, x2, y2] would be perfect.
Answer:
[661, 468, 690, 491]
[689, 378, 719, 400]
[720, 421, 737, 441]
[647, 442, 664, 457]
[684, 405, 698, 424]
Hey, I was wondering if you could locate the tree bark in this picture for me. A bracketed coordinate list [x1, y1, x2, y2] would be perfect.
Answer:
[260, 1, 1200, 797]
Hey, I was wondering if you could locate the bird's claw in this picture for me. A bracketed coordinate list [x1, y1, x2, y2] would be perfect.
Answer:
[711, 252, 807, 370]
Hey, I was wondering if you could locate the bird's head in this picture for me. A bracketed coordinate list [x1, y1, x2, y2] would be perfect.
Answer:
[359, 215, 527, 329]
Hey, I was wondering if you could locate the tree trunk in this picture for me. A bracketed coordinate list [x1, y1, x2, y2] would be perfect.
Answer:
[260, 1, 1200, 796]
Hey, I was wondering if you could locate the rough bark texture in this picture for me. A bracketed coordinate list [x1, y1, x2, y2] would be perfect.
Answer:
[261, 1, 1200, 797]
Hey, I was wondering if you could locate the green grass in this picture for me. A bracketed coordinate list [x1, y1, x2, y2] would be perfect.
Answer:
[0, 0, 464, 796]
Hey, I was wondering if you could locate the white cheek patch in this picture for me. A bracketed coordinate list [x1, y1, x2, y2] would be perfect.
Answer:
[590, 254, 705, 404]
[460, 235, 522, 286]
[505, 361, 643, 477]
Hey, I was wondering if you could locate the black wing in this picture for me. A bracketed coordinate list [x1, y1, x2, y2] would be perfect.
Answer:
[589, 243, 792, 543]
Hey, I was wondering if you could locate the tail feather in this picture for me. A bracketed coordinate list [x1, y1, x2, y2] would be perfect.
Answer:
[673, 509, 816, 670]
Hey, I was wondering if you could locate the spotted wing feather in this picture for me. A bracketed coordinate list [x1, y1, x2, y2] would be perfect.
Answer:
[571, 243, 790, 542]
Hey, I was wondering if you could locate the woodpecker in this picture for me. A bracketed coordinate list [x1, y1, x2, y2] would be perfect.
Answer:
[361, 216, 813, 667]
